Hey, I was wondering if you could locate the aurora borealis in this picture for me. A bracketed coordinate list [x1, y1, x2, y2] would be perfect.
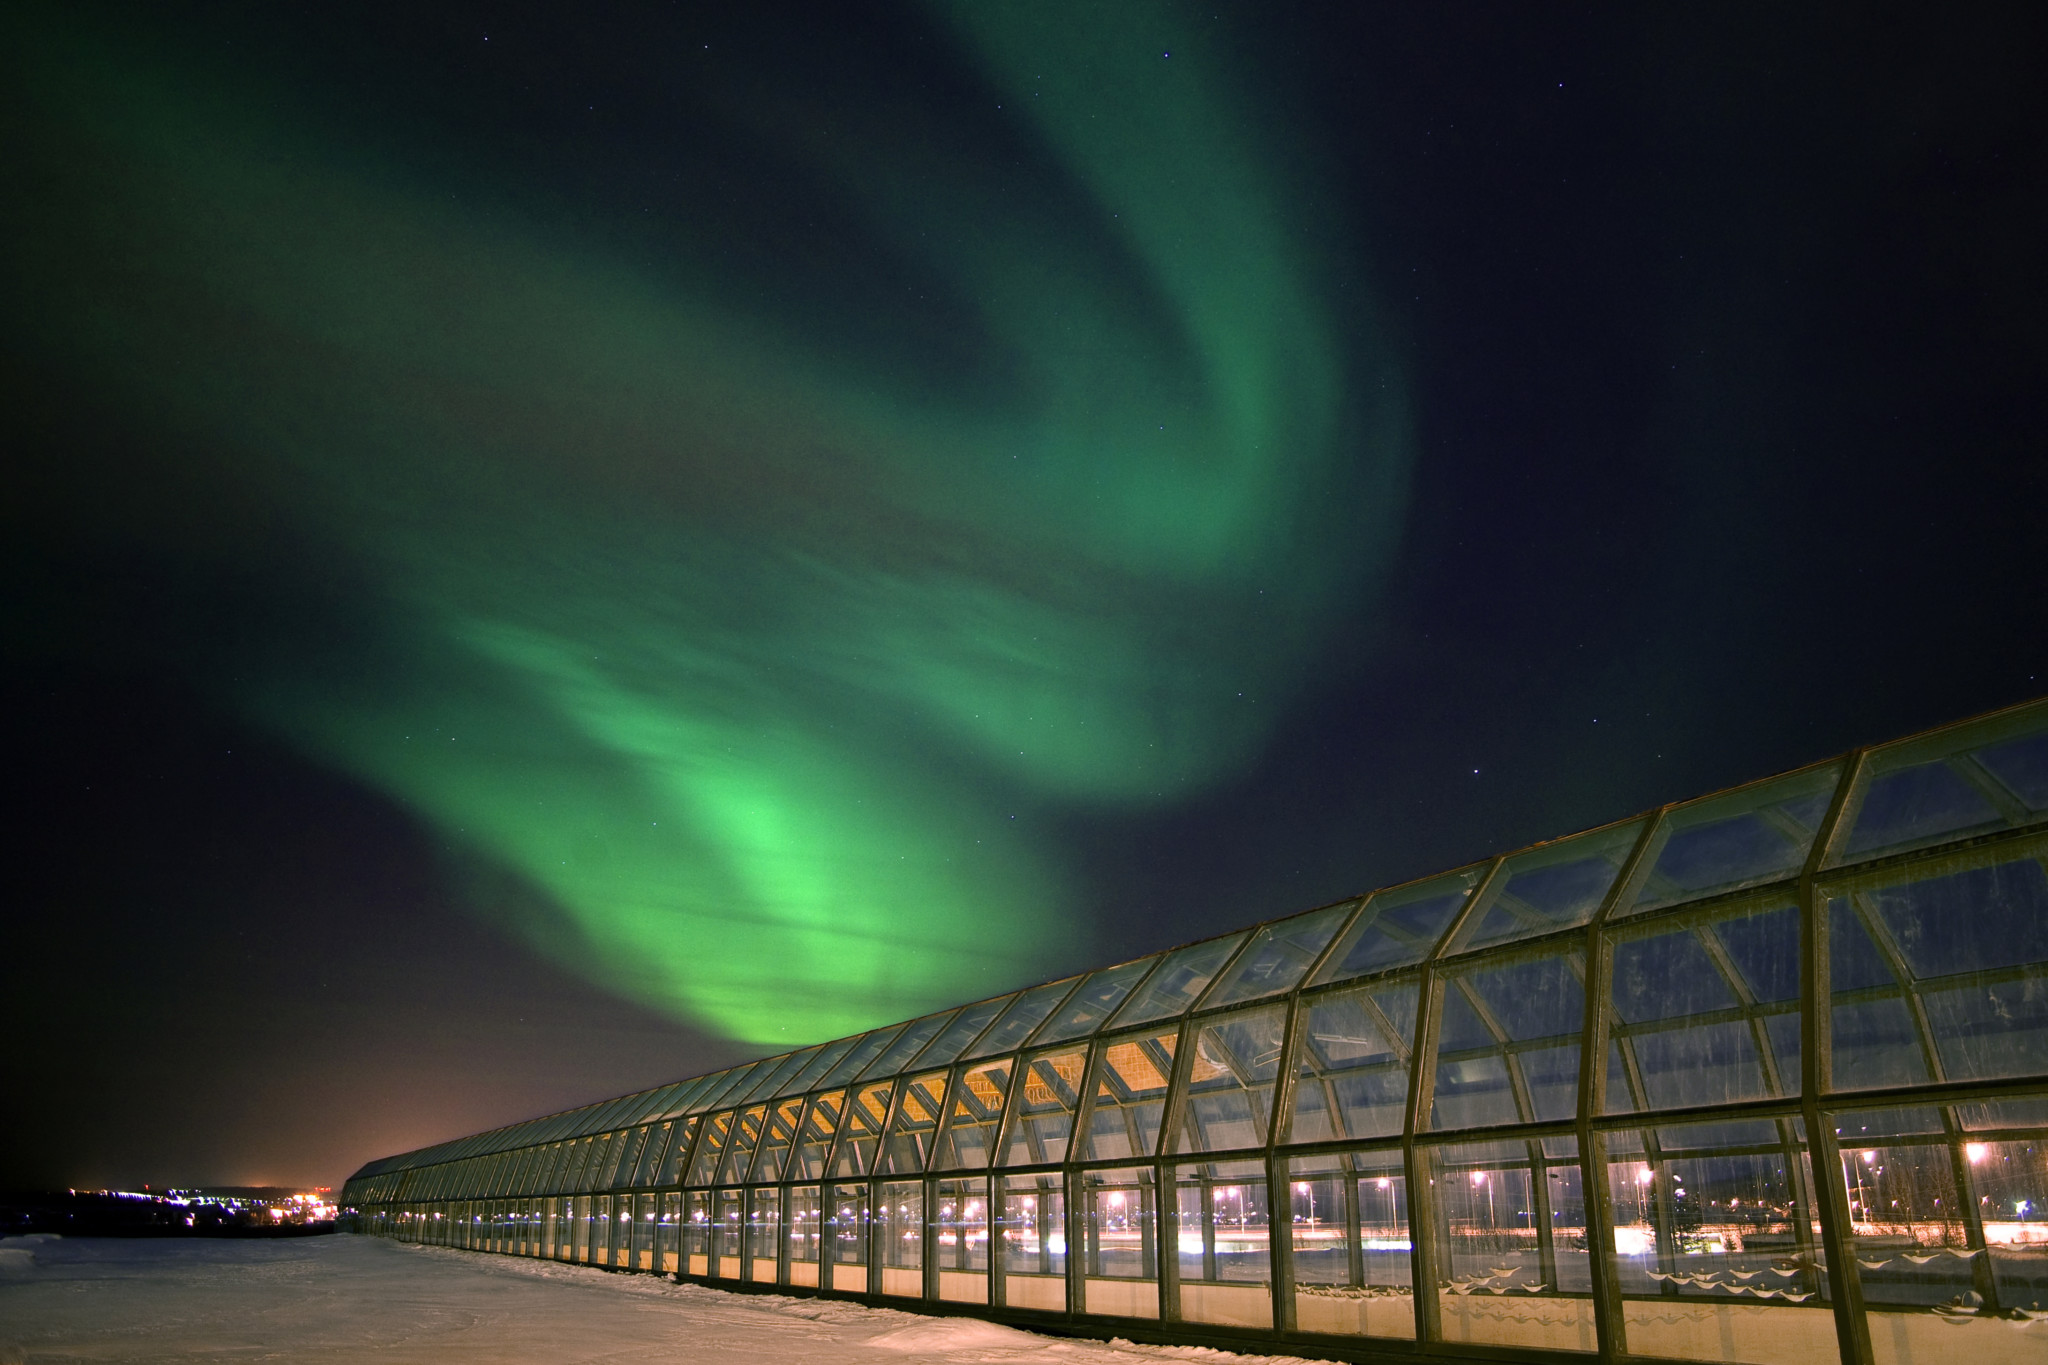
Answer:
[7, 2, 1405, 1044]
[6, 3, 2048, 1191]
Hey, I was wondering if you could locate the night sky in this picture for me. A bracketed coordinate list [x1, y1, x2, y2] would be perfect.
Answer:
[5, 2, 2046, 1193]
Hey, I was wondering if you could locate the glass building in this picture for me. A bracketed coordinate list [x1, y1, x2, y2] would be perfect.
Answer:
[341, 698, 2048, 1365]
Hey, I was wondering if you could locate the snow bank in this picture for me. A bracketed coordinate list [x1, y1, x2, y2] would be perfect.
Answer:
[867, 1317, 1053, 1351]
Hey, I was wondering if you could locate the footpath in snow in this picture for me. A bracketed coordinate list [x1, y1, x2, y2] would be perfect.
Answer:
[0, 1234, 1342, 1365]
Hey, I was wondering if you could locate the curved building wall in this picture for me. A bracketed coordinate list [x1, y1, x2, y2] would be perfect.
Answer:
[342, 697, 2048, 1365]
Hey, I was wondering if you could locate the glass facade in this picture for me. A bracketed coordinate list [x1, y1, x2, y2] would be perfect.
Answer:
[342, 697, 2048, 1365]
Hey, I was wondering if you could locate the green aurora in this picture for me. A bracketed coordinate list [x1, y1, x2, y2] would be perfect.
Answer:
[4, 5, 1410, 1046]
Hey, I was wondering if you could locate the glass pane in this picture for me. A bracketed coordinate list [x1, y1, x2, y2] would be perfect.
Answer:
[1203, 902, 1355, 1007]
[830, 1081, 892, 1178]
[1830, 850, 2048, 1087]
[912, 995, 1013, 1070]
[1286, 1151, 1413, 1339]
[1451, 821, 1646, 955]
[967, 977, 1081, 1059]
[787, 1092, 842, 1183]
[1313, 866, 1486, 984]
[819, 1026, 902, 1088]
[698, 1062, 766, 1112]
[1035, 957, 1160, 1044]
[999, 1173, 1067, 1312]
[635, 1123, 675, 1188]
[1970, 1136, 2048, 1313]
[1430, 950, 1585, 1130]
[1084, 1030, 1179, 1161]
[686, 1113, 732, 1187]
[1606, 902, 1799, 1114]
[828, 1183, 869, 1270]
[716, 1105, 767, 1185]
[1607, 1128, 1832, 1365]
[932, 1060, 1009, 1171]
[610, 1127, 650, 1189]
[1001, 1049, 1086, 1168]
[1172, 1159, 1272, 1328]
[745, 1188, 780, 1281]
[750, 1098, 805, 1183]
[1286, 978, 1417, 1143]
[877, 1181, 923, 1295]
[935, 1177, 989, 1302]
[880, 1071, 948, 1175]
[1081, 1167, 1158, 1318]
[787, 1185, 822, 1267]
[1834, 1139, 1971, 1307]
[780, 1039, 852, 1096]
[1836, 701, 2048, 865]
[1429, 1138, 1593, 1353]
[737, 1051, 810, 1107]
[1110, 935, 1249, 1029]
[1174, 1003, 1288, 1154]
[862, 1011, 958, 1080]
[1627, 765, 1842, 915]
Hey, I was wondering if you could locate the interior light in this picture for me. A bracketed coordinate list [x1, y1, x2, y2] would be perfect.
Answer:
[1967, 1143, 1989, 1163]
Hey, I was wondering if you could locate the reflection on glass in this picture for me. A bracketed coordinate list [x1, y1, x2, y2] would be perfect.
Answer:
[1606, 1124, 1830, 1365]
[1082, 1167, 1158, 1318]
[1287, 1151, 1413, 1339]
[745, 1187, 780, 1283]
[1000, 1173, 1067, 1312]
[936, 1176, 989, 1302]
[1429, 1139, 1594, 1353]
[1172, 1159, 1272, 1328]
[877, 1180, 924, 1296]
[786, 1185, 822, 1284]
[828, 1182, 868, 1292]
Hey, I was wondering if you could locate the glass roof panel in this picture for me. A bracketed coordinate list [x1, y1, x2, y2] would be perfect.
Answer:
[1107, 934, 1248, 1029]
[964, 976, 1081, 1059]
[860, 1010, 957, 1080]
[1834, 699, 2048, 866]
[1624, 764, 1842, 916]
[781, 1037, 855, 1095]
[1311, 865, 1488, 984]
[1448, 820, 1646, 955]
[819, 1026, 903, 1088]
[696, 1061, 765, 1112]
[909, 995, 1013, 1070]
[736, 1050, 812, 1106]
[1033, 957, 1161, 1044]
[1202, 901, 1355, 1007]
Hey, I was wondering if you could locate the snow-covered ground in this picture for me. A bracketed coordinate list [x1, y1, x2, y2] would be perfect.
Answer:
[0, 1234, 1340, 1365]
